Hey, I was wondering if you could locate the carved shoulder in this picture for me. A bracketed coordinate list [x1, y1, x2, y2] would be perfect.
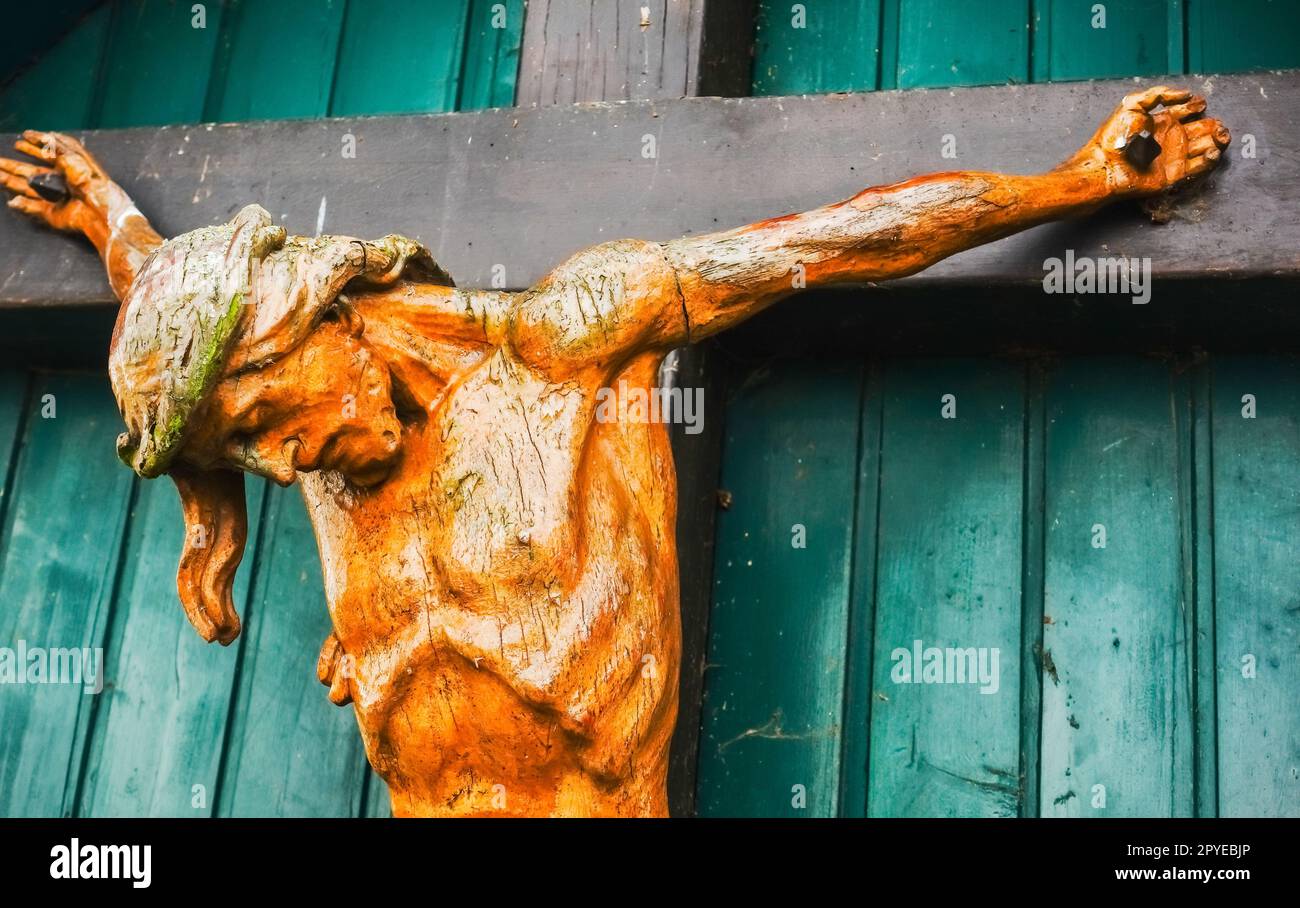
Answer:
[506, 239, 687, 378]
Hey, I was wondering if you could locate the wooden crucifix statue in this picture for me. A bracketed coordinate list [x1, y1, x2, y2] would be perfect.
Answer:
[0, 87, 1228, 817]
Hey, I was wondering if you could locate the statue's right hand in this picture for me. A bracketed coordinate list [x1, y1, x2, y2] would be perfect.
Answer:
[0, 130, 115, 234]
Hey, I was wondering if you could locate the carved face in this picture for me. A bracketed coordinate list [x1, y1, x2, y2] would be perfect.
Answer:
[182, 316, 405, 488]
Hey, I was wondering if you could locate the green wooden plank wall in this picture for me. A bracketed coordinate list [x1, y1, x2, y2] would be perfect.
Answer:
[0, 0, 523, 817]
[701, 0, 1300, 816]
[753, 0, 1299, 95]
[701, 351, 1300, 817]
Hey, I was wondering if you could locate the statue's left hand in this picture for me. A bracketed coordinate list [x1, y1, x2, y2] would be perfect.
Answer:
[1069, 86, 1231, 198]
[0, 129, 117, 234]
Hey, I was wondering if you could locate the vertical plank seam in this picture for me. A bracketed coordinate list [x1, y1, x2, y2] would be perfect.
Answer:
[1017, 359, 1047, 817]
[200, 0, 239, 123]
[1026, 0, 1039, 84]
[324, 0, 353, 117]
[210, 481, 275, 817]
[499, 0, 526, 107]
[1171, 357, 1196, 815]
[0, 371, 35, 563]
[452, 0, 477, 112]
[1167, 0, 1187, 74]
[834, 358, 876, 816]
[861, 358, 888, 816]
[68, 472, 142, 816]
[1197, 356, 1219, 816]
[84, 0, 122, 129]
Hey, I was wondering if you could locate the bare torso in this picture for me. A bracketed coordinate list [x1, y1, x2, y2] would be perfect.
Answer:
[303, 277, 682, 817]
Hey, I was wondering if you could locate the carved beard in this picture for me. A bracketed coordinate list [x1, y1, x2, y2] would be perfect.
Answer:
[168, 464, 248, 644]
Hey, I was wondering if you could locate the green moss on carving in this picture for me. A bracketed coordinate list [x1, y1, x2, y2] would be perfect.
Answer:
[139, 291, 244, 477]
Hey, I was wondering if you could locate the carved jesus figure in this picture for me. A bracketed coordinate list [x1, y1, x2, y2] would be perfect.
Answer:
[0, 88, 1228, 816]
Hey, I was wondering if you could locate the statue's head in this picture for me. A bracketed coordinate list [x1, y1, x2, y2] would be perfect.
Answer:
[107, 204, 449, 644]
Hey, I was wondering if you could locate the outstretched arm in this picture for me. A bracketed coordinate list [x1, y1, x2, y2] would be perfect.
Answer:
[509, 86, 1229, 376]
[662, 86, 1229, 340]
[1, 130, 162, 301]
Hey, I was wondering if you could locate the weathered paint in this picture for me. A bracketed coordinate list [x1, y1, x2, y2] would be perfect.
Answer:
[1210, 356, 1300, 817]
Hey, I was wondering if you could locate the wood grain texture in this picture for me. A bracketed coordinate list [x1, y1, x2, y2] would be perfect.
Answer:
[1039, 357, 1193, 817]
[752, 0, 881, 95]
[1188, 0, 1300, 73]
[1210, 355, 1300, 817]
[331, 0, 471, 116]
[204, 0, 347, 122]
[94, 0, 225, 128]
[516, 0, 752, 106]
[3, 70, 1294, 309]
[867, 359, 1026, 817]
[0, 373, 134, 816]
[1032, 0, 1177, 82]
[75, 477, 267, 817]
[457, 0, 528, 110]
[891, 0, 1029, 89]
[696, 359, 863, 817]
[838, 362, 884, 817]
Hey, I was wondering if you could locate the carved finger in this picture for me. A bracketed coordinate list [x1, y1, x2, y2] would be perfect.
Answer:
[317, 632, 343, 685]
[0, 156, 50, 180]
[1186, 148, 1221, 177]
[7, 195, 54, 218]
[1124, 86, 1191, 111]
[1187, 131, 1221, 157]
[27, 129, 93, 158]
[0, 171, 41, 199]
[14, 136, 55, 163]
[1163, 96, 1206, 121]
[21, 129, 73, 158]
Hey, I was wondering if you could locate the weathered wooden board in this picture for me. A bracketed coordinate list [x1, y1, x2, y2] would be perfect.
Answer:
[836, 361, 883, 817]
[1039, 357, 1193, 817]
[205, 0, 347, 122]
[752, 0, 883, 96]
[1210, 355, 1300, 817]
[3, 69, 1295, 307]
[215, 486, 369, 817]
[333, 0, 488, 116]
[95, 0, 226, 129]
[1032, 0, 1179, 82]
[866, 359, 1026, 817]
[1188, 0, 1300, 73]
[696, 359, 863, 817]
[0, 373, 134, 816]
[76, 477, 268, 817]
[517, 0, 754, 106]
[891, 0, 1030, 88]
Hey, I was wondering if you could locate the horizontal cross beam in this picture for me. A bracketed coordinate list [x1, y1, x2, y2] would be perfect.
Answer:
[1, 70, 1295, 308]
